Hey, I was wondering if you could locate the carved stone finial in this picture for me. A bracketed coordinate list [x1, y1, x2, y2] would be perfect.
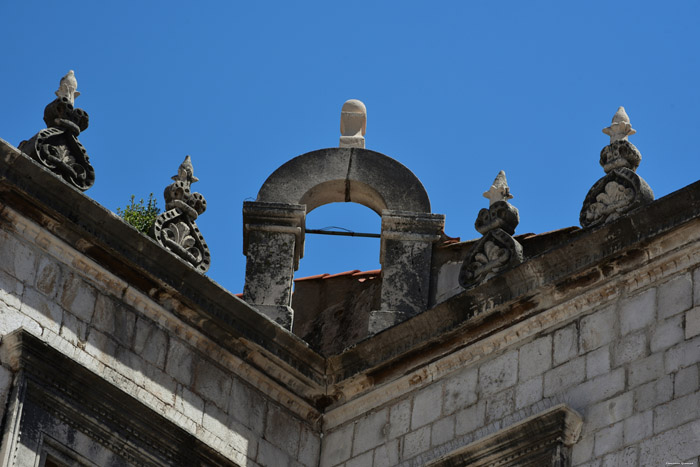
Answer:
[339, 99, 366, 148]
[55, 70, 80, 106]
[19, 70, 94, 191]
[580, 107, 654, 228]
[152, 156, 211, 273]
[602, 106, 635, 144]
[483, 170, 513, 206]
[460, 171, 523, 289]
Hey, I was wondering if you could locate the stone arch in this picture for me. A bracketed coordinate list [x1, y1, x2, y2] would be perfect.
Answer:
[256, 147, 431, 214]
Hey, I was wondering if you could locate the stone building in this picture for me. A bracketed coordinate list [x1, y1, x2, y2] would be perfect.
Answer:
[0, 86, 699, 466]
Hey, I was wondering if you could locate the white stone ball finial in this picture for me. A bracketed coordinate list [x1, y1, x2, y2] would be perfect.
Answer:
[339, 99, 367, 148]
[602, 106, 636, 144]
[55, 70, 80, 106]
[483, 170, 513, 206]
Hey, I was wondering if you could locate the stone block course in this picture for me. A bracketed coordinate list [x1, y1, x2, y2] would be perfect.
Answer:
[92, 294, 136, 348]
[543, 357, 585, 397]
[0, 269, 24, 311]
[265, 404, 300, 459]
[21, 286, 62, 333]
[593, 421, 623, 457]
[568, 368, 625, 408]
[640, 420, 700, 465]
[612, 331, 647, 367]
[634, 375, 673, 412]
[485, 388, 514, 423]
[320, 424, 353, 467]
[35, 254, 64, 298]
[515, 375, 543, 409]
[346, 450, 372, 467]
[165, 338, 194, 386]
[658, 273, 692, 319]
[388, 398, 411, 439]
[443, 366, 477, 415]
[257, 438, 290, 467]
[352, 408, 388, 456]
[580, 305, 617, 352]
[430, 415, 455, 447]
[518, 335, 551, 381]
[623, 410, 653, 445]
[651, 315, 684, 352]
[373, 439, 399, 467]
[553, 323, 579, 365]
[230, 378, 267, 436]
[586, 345, 611, 379]
[600, 446, 638, 467]
[411, 383, 443, 429]
[298, 425, 320, 467]
[402, 425, 430, 460]
[674, 364, 699, 397]
[686, 306, 700, 339]
[570, 434, 594, 465]
[665, 335, 700, 372]
[133, 317, 168, 368]
[478, 350, 518, 396]
[585, 392, 633, 433]
[654, 390, 700, 434]
[60, 273, 97, 322]
[619, 288, 655, 335]
[192, 356, 232, 408]
[628, 353, 665, 388]
[455, 400, 485, 436]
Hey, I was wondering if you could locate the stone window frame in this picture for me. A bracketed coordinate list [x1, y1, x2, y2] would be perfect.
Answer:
[427, 404, 583, 467]
[0, 329, 235, 467]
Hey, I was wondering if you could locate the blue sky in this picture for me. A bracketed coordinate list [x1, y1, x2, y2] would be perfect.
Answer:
[2, 1, 699, 293]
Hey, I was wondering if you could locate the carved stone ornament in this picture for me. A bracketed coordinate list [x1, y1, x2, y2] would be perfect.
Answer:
[152, 156, 211, 273]
[460, 171, 523, 289]
[18, 70, 95, 191]
[580, 107, 654, 228]
[339, 99, 367, 148]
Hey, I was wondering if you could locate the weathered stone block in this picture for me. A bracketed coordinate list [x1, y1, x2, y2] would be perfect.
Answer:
[0, 269, 23, 310]
[455, 401, 486, 436]
[586, 345, 611, 379]
[628, 353, 665, 388]
[650, 315, 684, 352]
[320, 424, 353, 467]
[411, 383, 442, 429]
[623, 409, 653, 445]
[585, 392, 633, 432]
[543, 357, 585, 397]
[639, 419, 700, 465]
[265, 404, 300, 458]
[665, 335, 700, 372]
[257, 438, 290, 467]
[133, 317, 168, 368]
[593, 421, 623, 457]
[485, 388, 514, 423]
[654, 391, 700, 434]
[658, 273, 692, 319]
[478, 350, 518, 396]
[674, 365, 699, 397]
[175, 384, 205, 425]
[580, 305, 616, 352]
[388, 398, 411, 439]
[60, 312, 88, 344]
[35, 255, 63, 298]
[443, 366, 477, 415]
[165, 338, 194, 385]
[515, 375, 542, 409]
[430, 415, 455, 447]
[694, 267, 700, 306]
[567, 368, 625, 408]
[230, 378, 267, 436]
[60, 273, 97, 322]
[402, 425, 430, 460]
[601, 446, 638, 467]
[634, 375, 673, 411]
[20, 286, 62, 333]
[193, 356, 232, 410]
[612, 331, 647, 367]
[553, 323, 578, 365]
[518, 335, 552, 381]
[92, 294, 136, 348]
[0, 364, 12, 415]
[570, 434, 594, 465]
[346, 451, 372, 467]
[686, 306, 700, 339]
[373, 439, 399, 467]
[298, 424, 320, 467]
[619, 288, 656, 335]
[352, 408, 388, 456]
[11, 236, 37, 283]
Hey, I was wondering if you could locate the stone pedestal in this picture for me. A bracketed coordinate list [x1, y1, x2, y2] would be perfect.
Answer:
[369, 210, 445, 334]
[243, 202, 306, 329]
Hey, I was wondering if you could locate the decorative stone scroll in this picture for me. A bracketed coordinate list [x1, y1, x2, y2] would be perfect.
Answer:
[459, 171, 523, 289]
[19, 71, 95, 191]
[152, 156, 210, 273]
[580, 107, 654, 228]
[339, 99, 366, 148]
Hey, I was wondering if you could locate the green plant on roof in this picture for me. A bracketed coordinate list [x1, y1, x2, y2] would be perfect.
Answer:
[116, 194, 160, 235]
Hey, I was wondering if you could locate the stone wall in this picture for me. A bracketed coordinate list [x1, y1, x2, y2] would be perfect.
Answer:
[0, 204, 320, 466]
[319, 235, 700, 466]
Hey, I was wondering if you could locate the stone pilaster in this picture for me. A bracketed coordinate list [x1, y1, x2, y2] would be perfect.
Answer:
[369, 210, 445, 334]
[242, 202, 305, 329]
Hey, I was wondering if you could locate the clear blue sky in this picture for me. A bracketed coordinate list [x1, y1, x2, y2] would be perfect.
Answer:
[2, 1, 699, 293]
